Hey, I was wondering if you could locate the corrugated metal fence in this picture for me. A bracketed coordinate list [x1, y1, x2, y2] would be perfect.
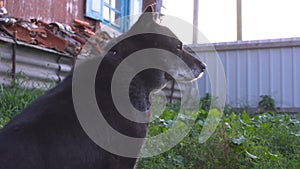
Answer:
[0, 36, 73, 88]
[193, 38, 300, 112]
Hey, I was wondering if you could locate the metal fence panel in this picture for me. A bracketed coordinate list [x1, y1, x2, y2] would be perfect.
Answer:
[0, 39, 73, 89]
[192, 38, 300, 110]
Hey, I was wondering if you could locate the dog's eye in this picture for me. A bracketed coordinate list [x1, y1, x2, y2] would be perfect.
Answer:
[177, 43, 182, 50]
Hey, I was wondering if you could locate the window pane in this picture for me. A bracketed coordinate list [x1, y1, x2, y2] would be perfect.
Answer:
[92, 0, 101, 12]
[111, 11, 121, 27]
[162, 0, 236, 43]
[112, 0, 122, 12]
[111, 0, 116, 8]
[114, 0, 122, 12]
[243, 0, 300, 40]
[132, 0, 141, 15]
[104, 0, 109, 5]
[161, 0, 194, 44]
[103, 6, 110, 21]
[198, 0, 237, 43]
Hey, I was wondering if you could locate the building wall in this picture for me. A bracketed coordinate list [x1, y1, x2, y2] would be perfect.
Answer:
[4, 0, 87, 24]
[3, 0, 153, 25]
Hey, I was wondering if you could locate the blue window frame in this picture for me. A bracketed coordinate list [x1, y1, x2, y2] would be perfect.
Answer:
[86, 0, 142, 32]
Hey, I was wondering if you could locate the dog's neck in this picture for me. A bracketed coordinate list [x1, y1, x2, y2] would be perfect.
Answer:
[95, 62, 152, 113]
[129, 75, 151, 112]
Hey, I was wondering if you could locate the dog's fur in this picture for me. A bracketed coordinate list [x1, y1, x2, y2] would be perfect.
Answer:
[0, 6, 205, 169]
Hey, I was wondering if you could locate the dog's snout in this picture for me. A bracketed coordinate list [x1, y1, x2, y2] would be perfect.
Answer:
[200, 61, 206, 71]
[183, 46, 206, 71]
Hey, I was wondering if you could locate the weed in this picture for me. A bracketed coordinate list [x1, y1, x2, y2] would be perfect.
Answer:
[258, 95, 276, 111]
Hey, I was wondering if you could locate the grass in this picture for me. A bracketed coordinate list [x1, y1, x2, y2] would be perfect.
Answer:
[0, 83, 299, 169]
[0, 81, 44, 128]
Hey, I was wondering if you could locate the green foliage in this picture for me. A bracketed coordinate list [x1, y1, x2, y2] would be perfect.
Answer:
[0, 82, 44, 129]
[138, 105, 300, 168]
[225, 112, 300, 169]
[199, 93, 212, 111]
[259, 95, 276, 111]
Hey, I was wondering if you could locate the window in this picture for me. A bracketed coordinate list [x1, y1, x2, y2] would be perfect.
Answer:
[242, 0, 300, 40]
[161, 0, 237, 43]
[162, 0, 300, 42]
[86, 0, 142, 32]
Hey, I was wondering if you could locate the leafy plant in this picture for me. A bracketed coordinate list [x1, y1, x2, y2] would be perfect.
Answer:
[199, 93, 211, 111]
[258, 95, 276, 111]
[138, 109, 299, 168]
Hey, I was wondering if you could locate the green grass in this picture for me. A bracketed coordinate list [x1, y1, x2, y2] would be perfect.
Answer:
[0, 84, 299, 169]
[0, 81, 44, 128]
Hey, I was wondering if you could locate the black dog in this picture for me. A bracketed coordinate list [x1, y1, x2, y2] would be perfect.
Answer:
[0, 6, 205, 169]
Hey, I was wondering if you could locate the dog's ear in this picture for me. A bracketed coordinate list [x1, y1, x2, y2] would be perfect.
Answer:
[136, 5, 155, 24]
[143, 5, 154, 13]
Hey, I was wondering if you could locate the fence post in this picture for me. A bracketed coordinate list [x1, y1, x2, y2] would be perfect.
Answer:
[237, 0, 242, 40]
[11, 31, 17, 79]
[193, 0, 199, 44]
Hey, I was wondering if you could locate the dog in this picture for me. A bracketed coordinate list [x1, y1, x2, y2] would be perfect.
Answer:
[0, 6, 205, 169]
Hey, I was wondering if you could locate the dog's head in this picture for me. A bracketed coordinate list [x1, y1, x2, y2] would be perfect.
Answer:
[104, 5, 206, 92]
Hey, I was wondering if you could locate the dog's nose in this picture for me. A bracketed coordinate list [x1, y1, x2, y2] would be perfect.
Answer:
[183, 45, 206, 71]
[194, 58, 206, 73]
[200, 61, 206, 71]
